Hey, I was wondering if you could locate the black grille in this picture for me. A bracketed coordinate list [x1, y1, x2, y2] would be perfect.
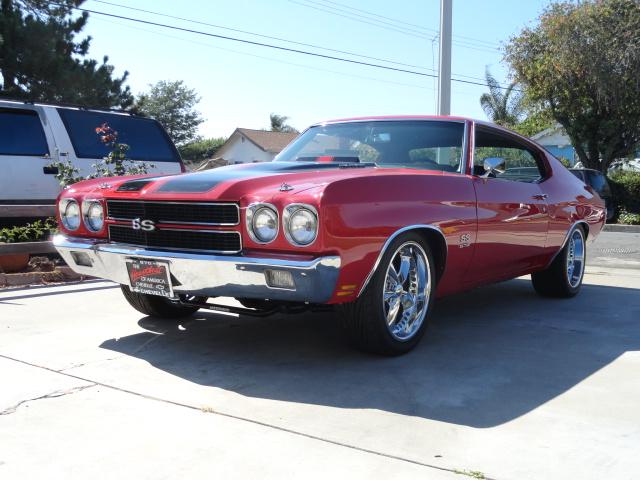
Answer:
[108, 225, 241, 253]
[106, 200, 239, 225]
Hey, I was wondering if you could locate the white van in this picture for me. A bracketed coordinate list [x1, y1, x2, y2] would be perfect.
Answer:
[0, 99, 184, 221]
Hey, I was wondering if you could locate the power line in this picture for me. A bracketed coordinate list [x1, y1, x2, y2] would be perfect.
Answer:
[92, 15, 438, 93]
[289, 0, 500, 53]
[89, 0, 492, 83]
[91, 0, 432, 72]
[51, 1, 517, 91]
[314, 0, 501, 48]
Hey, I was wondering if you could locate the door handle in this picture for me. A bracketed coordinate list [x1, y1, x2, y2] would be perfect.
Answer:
[532, 194, 548, 200]
[43, 166, 59, 175]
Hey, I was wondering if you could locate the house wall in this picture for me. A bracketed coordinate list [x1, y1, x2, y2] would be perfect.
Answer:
[218, 137, 275, 164]
[542, 145, 576, 163]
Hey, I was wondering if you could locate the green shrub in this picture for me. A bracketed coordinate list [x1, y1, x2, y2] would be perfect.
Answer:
[178, 137, 227, 162]
[609, 170, 640, 214]
[0, 218, 58, 243]
[618, 208, 640, 225]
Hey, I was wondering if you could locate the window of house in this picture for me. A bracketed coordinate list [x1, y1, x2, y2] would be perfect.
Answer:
[473, 127, 545, 182]
[0, 109, 49, 156]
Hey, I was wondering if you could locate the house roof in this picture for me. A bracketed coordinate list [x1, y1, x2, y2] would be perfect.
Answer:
[235, 128, 298, 153]
[531, 124, 563, 141]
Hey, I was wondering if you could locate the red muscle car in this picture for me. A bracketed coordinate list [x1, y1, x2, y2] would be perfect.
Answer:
[54, 116, 605, 355]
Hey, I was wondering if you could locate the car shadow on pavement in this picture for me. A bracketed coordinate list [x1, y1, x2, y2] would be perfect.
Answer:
[100, 277, 640, 428]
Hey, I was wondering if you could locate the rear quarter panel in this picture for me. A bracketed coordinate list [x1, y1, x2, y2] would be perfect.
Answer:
[538, 153, 605, 258]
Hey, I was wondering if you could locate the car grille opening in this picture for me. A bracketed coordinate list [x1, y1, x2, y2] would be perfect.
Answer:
[108, 225, 241, 253]
[106, 200, 239, 225]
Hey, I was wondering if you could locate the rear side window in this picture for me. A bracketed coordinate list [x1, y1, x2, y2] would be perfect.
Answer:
[0, 108, 49, 156]
[57, 109, 180, 162]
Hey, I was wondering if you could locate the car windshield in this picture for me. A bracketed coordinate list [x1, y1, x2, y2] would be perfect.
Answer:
[275, 120, 465, 172]
[57, 108, 180, 162]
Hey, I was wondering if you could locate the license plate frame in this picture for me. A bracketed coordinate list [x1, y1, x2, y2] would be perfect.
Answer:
[126, 258, 174, 298]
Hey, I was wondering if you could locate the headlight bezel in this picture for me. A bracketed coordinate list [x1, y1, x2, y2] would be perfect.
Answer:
[82, 199, 105, 232]
[59, 198, 81, 231]
[283, 204, 319, 247]
[246, 203, 279, 244]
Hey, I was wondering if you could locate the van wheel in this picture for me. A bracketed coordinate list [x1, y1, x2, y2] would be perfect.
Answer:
[339, 233, 436, 355]
[532, 227, 586, 298]
[120, 285, 203, 318]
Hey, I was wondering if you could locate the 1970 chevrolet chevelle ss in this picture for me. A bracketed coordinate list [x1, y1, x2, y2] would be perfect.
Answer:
[54, 116, 605, 355]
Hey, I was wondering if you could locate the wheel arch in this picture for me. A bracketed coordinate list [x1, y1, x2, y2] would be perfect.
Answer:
[357, 224, 447, 297]
[545, 220, 589, 269]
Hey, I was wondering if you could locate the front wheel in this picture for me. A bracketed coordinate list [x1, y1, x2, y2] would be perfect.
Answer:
[531, 226, 586, 298]
[339, 233, 436, 355]
[120, 285, 204, 318]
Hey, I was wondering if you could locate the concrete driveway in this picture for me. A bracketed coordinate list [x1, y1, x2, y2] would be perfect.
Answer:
[1, 232, 639, 479]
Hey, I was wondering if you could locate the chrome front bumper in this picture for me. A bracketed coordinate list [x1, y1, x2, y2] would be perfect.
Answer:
[53, 235, 341, 303]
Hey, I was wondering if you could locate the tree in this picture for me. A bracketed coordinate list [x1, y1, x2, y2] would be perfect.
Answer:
[0, 0, 132, 108]
[505, 0, 640, 172]
[179, 137, 227, 163]
[136, 80, 204, 146]
[269, 113, 298, 133]
[479, 68, 523, 127]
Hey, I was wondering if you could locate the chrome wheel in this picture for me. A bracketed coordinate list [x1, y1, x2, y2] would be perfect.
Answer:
[566, 229, 585, 288]
[382, 241, 431, 341]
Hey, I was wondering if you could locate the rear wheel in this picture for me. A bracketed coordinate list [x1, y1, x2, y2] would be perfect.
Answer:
[532, 226, 586, 298]
[120, 285, 204, 318]
[339, 233, 436, 355]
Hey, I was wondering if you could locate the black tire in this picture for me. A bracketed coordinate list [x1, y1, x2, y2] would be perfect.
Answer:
[531, 226, 587, 298]
[338, 232, 437, 356]
[120, 285, 202, 318]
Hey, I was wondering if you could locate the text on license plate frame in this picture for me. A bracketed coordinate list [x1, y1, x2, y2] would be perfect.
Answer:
[126, 258, 174, 298]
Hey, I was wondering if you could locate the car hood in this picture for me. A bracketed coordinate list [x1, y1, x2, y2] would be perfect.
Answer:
[68, 161, 440, 201]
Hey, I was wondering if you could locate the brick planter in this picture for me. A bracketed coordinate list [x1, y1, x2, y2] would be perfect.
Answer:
[0, 266, 86, 288]
[0, 253, 30, 273]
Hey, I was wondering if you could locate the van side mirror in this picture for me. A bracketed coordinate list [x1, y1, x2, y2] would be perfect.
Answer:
[482, 157, 506, 178]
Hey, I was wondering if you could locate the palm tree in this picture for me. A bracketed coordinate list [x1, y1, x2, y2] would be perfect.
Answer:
[480, 68, 523, 127]
[270, 113, 298, 133]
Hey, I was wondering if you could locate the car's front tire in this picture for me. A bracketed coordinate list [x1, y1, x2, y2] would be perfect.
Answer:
[120, 285, 203, 318]
[531, 226, 586, 298]
[339, 233, 436, 355]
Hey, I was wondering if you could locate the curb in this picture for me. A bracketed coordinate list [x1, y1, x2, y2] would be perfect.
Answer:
[603, 224, 640, 233]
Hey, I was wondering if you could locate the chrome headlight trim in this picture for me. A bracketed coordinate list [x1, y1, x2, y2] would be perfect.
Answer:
[283, 203, 319, 247]
[60, 198, 81, 231]
[246, 203, 279, 244]
[82, 199, 104, 232]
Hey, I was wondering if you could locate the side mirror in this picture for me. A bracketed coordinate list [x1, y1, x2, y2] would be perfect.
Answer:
[482, 157, 506, 178]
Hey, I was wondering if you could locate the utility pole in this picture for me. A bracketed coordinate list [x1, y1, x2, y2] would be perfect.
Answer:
[437, 0, 452, 116]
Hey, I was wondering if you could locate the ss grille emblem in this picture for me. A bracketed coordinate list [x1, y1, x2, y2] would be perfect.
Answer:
[132, 218, 156, 231]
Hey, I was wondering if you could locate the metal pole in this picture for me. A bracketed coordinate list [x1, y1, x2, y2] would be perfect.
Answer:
[437, 0, 452, 116]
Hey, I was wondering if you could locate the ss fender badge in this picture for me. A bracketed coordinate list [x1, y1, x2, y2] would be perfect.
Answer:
[459, 233, 471, 248]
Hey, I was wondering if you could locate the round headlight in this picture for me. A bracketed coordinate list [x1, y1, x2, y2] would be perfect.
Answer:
[250, 206, 278, 243]
[62, 200, 81, 230]
[84, 201, 104, 232]
[286, 207, 318, 246]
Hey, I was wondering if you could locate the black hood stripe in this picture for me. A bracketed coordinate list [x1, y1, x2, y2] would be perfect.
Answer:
[154, 162, 360, 193]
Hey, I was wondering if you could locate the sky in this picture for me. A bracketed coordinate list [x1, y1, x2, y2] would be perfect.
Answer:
[80, 0, 551, 138]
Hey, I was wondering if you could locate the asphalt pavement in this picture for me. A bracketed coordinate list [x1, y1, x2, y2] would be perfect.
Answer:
[1, 231, 639, 479]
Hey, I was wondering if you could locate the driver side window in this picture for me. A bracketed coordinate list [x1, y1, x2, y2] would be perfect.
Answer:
[474, 127, 545, 183]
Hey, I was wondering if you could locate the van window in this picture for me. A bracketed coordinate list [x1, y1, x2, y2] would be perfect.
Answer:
[0, 109, 49, 156]
[57, 109, 180, 162]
